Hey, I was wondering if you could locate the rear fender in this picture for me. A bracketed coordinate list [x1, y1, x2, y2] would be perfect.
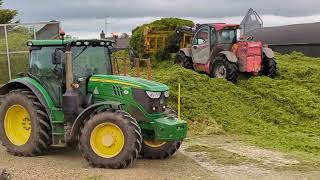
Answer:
[218, 51, 238, 63]
[68, 101, 124, 141]
[179, 48, 191, 58]
[0, 78, 55, 117]
[263, 47, 274, 58]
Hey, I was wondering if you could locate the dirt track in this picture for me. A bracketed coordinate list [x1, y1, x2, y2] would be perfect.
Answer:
[0, 146, 217, 180]
[1, 136, 320, 180]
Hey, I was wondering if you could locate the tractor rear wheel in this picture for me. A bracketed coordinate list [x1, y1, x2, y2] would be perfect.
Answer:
[211, 57, 238, 83]
[175, 51, 193, 69]
[0, 89, 51, 156]
[263, 57, 277, 78]
[79, 111, 142, 169]
[140, 108, 181, 159]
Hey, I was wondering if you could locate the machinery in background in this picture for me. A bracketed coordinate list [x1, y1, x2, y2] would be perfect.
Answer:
[176, 23, 277, 82]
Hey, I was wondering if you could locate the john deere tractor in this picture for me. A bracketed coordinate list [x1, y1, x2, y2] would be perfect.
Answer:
[0, 39, 187, 169]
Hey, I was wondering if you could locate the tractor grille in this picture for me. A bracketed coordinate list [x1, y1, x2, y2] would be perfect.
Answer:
[132, 89, 168, 114]
[112, 85, 123, 96]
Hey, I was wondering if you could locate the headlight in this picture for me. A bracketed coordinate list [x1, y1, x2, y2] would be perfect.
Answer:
[146, 91, 161, 99]
[164, 91, 169, 98]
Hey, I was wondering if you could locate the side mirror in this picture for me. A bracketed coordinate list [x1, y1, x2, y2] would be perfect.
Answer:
[52, 51, 62, 65]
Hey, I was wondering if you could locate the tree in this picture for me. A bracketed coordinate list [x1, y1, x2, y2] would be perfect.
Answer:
[0, 0, 18, 24]
[120, 33, 130, 38]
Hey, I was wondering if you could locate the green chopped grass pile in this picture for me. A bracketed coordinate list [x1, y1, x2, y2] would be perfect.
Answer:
[128, 51, 320, 155]
[129, 18, 194, 57]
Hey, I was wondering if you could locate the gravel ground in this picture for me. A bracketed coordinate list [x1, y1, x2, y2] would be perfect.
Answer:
[0, 146, 217, 180]
[181, 136, 320, 180]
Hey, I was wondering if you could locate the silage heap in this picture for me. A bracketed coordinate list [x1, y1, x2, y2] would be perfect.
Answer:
[152, 52, 320, 155]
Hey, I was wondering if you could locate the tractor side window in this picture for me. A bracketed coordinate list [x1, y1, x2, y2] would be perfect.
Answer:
[210, 28, 217, 47]
[220, 30, 236, 44]
[30, 46, 63, 76]
[193, 27, 209, 45]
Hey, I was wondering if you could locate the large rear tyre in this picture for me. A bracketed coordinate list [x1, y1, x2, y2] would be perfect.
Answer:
[211, 57, 238, 83]
[263, 57, 277, 78]
[140, 107, 181, 159]
[175, 51, 193, 69]
[79, 111, 142, 169]
[0, 89, 51, 156]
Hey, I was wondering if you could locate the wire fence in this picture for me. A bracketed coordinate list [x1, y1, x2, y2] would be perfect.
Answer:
[0, 22, 60, 84]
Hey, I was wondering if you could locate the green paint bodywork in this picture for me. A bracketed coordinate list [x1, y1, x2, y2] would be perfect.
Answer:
[7, 77, 65, 136]
[28, 39, 74, 46]
[88, 75, 187, 141]
[2, 39, 187, 145]
[90, 75, 169, 91]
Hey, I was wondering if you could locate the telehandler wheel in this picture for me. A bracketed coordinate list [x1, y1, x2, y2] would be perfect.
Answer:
[175, 51, 193, 69]
[211, 57, 238, 83]
[79, 111, 142, 169]
[263, 57, 277, 78]
[0, 89, 51, 156]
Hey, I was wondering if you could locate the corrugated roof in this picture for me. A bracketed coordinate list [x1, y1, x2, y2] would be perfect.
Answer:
[246, 22, 320, 45]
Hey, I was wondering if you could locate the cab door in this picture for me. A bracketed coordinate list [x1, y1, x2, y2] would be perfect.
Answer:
[191, 26, 210, 64]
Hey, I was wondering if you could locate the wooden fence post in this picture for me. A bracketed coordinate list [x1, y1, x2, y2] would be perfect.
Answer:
[124, 58, 128, 76]
[135, 58, 140, 77]
[147, 58, 152, 80]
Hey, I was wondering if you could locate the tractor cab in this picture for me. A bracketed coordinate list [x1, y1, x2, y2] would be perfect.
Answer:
[191, 23, 239, 64]
[27, 39, 114, 107]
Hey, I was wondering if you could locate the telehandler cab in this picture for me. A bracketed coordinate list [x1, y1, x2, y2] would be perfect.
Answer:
[0, 38, 187, 169]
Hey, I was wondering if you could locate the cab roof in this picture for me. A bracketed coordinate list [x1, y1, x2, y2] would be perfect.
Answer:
[27, 39, 115, 46]
[198, 23, 240, 31]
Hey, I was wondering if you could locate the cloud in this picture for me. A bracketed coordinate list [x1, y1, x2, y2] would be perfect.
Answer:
[3, 0, 320, 38]
[4, 0, 320, 20]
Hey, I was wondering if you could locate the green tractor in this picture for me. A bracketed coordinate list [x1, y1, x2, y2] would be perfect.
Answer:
[0, 39, 187, 168]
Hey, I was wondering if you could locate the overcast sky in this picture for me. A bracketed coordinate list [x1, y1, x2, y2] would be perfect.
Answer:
[3, 0, 320, 38]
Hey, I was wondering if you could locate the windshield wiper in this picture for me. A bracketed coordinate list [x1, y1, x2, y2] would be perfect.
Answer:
[73, 46, 89, 60]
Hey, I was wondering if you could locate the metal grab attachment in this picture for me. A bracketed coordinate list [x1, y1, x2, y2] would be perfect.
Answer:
[112, 57, 152, 80]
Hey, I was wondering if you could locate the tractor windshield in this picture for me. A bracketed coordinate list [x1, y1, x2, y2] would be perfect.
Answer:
[219, 29, 236, 44]
[71, 46, 112, 78]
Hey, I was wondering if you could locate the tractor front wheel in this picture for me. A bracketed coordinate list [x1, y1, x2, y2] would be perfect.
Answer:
[211, 57, 238, 83]
[175, 51, 193, 69]
[262, 57, 277, 78]
[140, 140, 181, 159]
[79, 111, 142, 168]
[0, 89, 51, 156]
[140, 107, 181, 159]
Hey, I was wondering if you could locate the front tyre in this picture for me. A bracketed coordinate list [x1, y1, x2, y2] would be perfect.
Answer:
[211, 57, 238, 83]
[141, 107, 181, 159]
[79, 111, 142, 169]
[140, 140, 181, 159]
[175, 51, 193, 69]
[262, 57, 277, 78]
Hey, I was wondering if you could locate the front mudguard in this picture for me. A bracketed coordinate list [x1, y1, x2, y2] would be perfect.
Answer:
[140, 117, 187, 141]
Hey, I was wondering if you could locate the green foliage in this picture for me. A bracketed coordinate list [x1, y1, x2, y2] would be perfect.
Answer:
[0, 27, 32, 84]
[0, 0, 18, 24]
[149, 52, 320, 155]
[129, 18, 194, 58]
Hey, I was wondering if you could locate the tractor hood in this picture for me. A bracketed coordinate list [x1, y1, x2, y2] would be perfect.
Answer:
[89, 75, 169, 92]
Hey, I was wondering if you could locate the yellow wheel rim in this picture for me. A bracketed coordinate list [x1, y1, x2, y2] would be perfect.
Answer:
[4, 104, 32, 146]
[90, 122, 125, 158]
[144, 140, 166, 148]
